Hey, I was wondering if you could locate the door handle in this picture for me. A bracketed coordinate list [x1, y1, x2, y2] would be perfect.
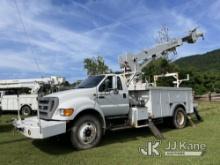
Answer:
[98, 95, 105, 99]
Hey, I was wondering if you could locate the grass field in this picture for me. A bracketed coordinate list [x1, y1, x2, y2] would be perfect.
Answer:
[0, 101, 220, 165]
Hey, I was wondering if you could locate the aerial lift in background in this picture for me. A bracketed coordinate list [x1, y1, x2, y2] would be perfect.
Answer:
[0, 76, 65, 116]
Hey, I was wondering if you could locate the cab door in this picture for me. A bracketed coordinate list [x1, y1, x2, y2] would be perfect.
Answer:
[97, 75, 129, 116]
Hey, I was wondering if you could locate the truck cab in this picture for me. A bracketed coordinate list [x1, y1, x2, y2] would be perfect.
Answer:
[14, 74, 131, 149]
[95, 74, 129, 116]
[39, 74, 129, 121]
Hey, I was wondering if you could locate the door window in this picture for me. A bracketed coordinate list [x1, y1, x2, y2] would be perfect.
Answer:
[99, 76, 113, 92]
[117, 76, 123, 90]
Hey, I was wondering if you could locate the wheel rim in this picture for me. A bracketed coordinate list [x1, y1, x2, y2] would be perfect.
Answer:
[176, 111, 185, 126]
[22, 107, 30, 116]
[78, 122, 97, 145]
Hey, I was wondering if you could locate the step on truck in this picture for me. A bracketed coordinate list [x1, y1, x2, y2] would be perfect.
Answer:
[13, 29, 204, 150]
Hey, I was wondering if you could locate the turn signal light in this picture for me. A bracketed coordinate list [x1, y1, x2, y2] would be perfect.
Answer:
[60, 108, 74, 116]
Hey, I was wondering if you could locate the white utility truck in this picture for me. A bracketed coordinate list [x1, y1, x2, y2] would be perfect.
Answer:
[0, 76, 65, 116]
[13, 29, 203, 150]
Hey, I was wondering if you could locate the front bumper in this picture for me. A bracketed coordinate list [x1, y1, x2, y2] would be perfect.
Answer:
[13, 117, 66, 139]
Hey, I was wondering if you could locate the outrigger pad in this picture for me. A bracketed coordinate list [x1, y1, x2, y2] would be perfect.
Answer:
[187, 115, 196, 128]
[148, 119, 165, 139]
[194, 107, 203, 121]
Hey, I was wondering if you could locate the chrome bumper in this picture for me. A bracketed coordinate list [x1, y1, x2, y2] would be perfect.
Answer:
[13, 117, 66, 139]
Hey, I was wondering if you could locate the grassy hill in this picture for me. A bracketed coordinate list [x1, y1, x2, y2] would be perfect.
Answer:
[175, 49, 220, 72]
[173, 49, 220, 94]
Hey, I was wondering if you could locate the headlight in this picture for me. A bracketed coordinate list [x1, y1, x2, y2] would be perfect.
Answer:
[60, 108, 74, 116]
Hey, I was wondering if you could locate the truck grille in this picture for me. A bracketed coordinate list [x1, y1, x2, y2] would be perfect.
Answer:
[38, 97, 59, 119]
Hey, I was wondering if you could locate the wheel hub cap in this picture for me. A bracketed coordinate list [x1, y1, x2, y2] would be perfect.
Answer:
[177, 111, 184, 125]
[78, 122, 97, 144]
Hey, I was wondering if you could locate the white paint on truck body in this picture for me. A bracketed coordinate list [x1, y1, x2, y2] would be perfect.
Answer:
[13, 74, 195, 139]
[1, 94, 38, 111]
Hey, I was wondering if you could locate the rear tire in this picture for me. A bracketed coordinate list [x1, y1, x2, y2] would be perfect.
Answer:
[70, 115, 102, 150]
[172, 107, 187, 129]
[21, 106, 32, 116]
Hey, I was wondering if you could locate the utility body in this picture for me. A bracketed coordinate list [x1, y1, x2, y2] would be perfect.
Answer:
[13, 29, 204, 149]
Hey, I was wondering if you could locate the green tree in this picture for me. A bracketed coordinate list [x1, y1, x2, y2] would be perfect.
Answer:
[84, 56, 109, 75]
[141, 57, 220, 95]
[142, 58, 179, 86]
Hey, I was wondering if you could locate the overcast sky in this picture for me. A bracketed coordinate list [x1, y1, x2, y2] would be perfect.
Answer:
[0, 0, 219, 82]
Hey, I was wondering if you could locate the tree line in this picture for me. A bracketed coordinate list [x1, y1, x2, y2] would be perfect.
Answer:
[62, 56, 220, 95]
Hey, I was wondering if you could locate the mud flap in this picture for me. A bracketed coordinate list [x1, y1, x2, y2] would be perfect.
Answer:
[187, 115, 196, 128]
[148, 119, 165, 139]
[194, 107, 203, 121]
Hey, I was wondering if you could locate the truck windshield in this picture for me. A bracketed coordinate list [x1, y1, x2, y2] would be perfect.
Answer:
[77, 75, 105, 88]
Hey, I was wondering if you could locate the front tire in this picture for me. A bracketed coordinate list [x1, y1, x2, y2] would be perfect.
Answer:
[172, 107, 187, 129]
[70, 115, 102, 150]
